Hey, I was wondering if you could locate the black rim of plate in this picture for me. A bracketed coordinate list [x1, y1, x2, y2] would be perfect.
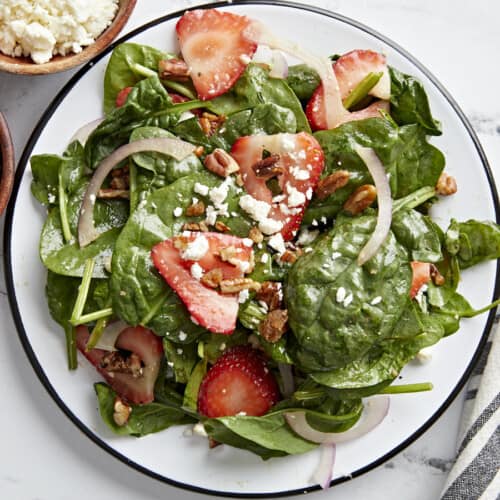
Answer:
[4, 0, 500, 497]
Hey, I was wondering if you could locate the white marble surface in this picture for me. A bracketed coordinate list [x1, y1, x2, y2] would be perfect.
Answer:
[0, 1, 498, 499]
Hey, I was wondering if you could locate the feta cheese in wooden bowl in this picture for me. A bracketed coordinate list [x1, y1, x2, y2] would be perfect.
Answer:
[0, 0, 136, 74]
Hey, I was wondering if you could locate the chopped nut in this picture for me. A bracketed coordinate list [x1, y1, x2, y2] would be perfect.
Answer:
[194, 146, 205, 158]
[252, 154, 282, 178]
[113, 397, 132, 427]
[199, 112, 226, 137]
[110, 166, 129, 190]
[204, 148, 240, 177]
[256, 281, 283, 311]
[279, 248, 303, 264]
[100, 351, 143, 378]
[430, 264, 446, 286]
[186, 201, 206, 217]
[259, 309, 288, 343]
[158, 57, 190, 81]
[181, 222, 209, 232]
[235, 173, 244, 187]
[248, 226, 264, 244]
[343, 184, 377, 215]
[220, 278, 261, 294]
[214, 221, 231, 233]
[436, 172, 457, 196]
[316, 170, 350, 199]
[219, 246, 254, 273]
[173, 235, 189, 250]
[97, 189, 130, 199]
[201, 268, 224, 288]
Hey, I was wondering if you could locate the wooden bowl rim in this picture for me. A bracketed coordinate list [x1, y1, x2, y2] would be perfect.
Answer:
[0, 0, 137, 75]
[0, 112, 15, 216]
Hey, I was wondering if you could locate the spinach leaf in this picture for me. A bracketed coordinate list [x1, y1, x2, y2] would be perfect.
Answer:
[286, 214, 412, 372]
[210, 63, 310, 133]
[200, 329, 248, 364]
[95, 383, 194, 436]
[307, 118, 444, 223]
[163, 339, 198, 384]
[286, 64, 320, 101]
[389, 66, 442, 136]
[445, 219, 500, 269]
[110, 170, 252, 333]
[103, 43, 170, 114]
[183, 359, 207, 410]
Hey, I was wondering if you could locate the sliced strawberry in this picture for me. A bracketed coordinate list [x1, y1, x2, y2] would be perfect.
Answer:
[231, 132, 325, 240]
[151, 232, 254, 335]
[115, 86, 133, 107]
[176, 9, 257, 100]
[335, 50, 390, 100]
[305, 49, 391, 131]
[410, 261, 431, 299]
[76, 324, 163, 404]
[198, 345, 280, 417]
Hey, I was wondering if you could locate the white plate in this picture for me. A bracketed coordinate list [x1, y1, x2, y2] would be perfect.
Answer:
[4, 1, 499, 497]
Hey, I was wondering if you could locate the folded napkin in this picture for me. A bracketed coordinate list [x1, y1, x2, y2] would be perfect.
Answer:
[440, 317, 500, 500]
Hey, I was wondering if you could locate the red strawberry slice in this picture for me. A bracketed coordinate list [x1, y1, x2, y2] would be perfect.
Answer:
[115, 86, 133, 107]
[176, 9, 257, 100]
[198, 345, 280, 417]
[76, 324, 163, 404]
[409, 261, 431, 299]
[306, 49, 391, 131]
[231, 132, 325, 240]
[151, 232, 254, 335]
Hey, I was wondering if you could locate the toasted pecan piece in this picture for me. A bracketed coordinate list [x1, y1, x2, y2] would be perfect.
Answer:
[256, 281, 283, 311]
[316, 170, 350, 199]
[343, 184, 377, 215]
[204, 148, 240, 177]
[259, 309, 288, 343]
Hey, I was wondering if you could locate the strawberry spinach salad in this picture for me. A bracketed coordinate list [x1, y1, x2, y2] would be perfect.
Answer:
[30, 8, 500, 482]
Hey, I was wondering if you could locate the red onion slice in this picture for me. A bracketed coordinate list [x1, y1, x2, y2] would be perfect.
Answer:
[78, 137, 196, 247]
[278, 362, 295, 398]
[284, 395, 390, 444]
[313, 443, 336, 490]
[70, 117, 104, 145]
[91, 320, 128, 351]
[353, 145, 392, 266]
[245, 21, 348, 128]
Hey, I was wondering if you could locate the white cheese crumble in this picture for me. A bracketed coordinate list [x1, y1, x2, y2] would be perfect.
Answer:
[370, 296, 382, 305]
[297, 228, 319, 246]
[181, 235, 209, 261]
[343, 293, 353, 307]
[173, 206, 183, 217]
[415, 346, 433, 364]
[190, 263, 204, 280]
[0, 0, 119, 64]
[260, 253, 269, 264]
[178, 331, 187, 342]
[194, 182, 210, 196]
[239, 194, 271, 221]
[267, 233, 286, 255]
[238, 289, 250, 303]
[286, 184, 306, 208]
[258, 217, 283, 235]
[336, 287, 346, 303]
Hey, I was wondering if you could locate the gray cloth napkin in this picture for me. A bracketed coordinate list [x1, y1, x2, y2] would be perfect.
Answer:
[440, 317, 500, 500]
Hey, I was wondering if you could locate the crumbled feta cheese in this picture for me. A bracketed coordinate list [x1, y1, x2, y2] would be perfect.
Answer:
[238, 289, 250, 303]
[205, 205, 218, 226]
[297, 228, 319, 246]
[331, 252, 341, 259]
[305, 187, 313, 200]
[190, 263, 203, 280]
[267, 233, 286, 254]
[371, 296, 382, 305]
[239, 194, 271, 221]
[194, 182, 209, 196]
[343, 293, 353, 307]
[415, 346, 433, 364]
[286, 184, 306, 208]
[173, 206, 183, 217]
[0, 0, 119, 64]
[242, 238, 254, 247]
[181, 235, 209, 261]
[272, 194, 286, 203]
[178, 331, 187, 342]
[260, 253, 269, 264]
[258, 217, 283, 235]
[176, 348, 183, 355]
[193, 422, 208, 437]
[209, 181, 229, 208]
[336, 287, 346, 303]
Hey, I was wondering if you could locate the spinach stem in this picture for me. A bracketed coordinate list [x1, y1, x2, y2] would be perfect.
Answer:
[58, 170, 73, 243]
[461, 297, 500, 318]
[379, 382, 433, 394]
[129, 162, 138, 213]
[343, 72, 382, 110]
[85, 316, 109, 351]
[131, 62, 157, 78]
[392, 186, 436, 213]
[293, 389, 325, 401]
[140, 293, 168, 326]
[65, 324, 77, 370]
[161, 79, 197, 101]
[70, 258, 95, 325]
[73, 308, 113, 326]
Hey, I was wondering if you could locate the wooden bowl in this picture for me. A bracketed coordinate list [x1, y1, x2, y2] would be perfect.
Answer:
[0, 112, 14, 216]
[0, 0, 137, 75]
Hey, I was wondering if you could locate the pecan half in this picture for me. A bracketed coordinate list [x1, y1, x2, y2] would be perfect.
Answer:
[186, 201, 206, 217]
[256, 281, 283, 311]
[97, 189, 130, 199]
[252, 154, 283, 178]
[110, 165, 129, 190]
[194, 146, 205, 158]
[113, 397, 132, 427]
[248, 226, 264, 244]
[204, 148, 240, 177]
[430, 264, 446, 286]
[279, 248, 303, 264]
[181, 222, 209, 232]
[158, 58, 190, 81]
[436, 172, 457, 196]
[219, 246, 254, 273]
[100, 351, 143, 378]
[316, 170, 350, 199]
[220, 278, 261, 294]
[201, 268, 224, 288]
[199, 112, 226, 137]
[343, 184, 377, 215]
[214, 221, 231, 233]
[259, 309, 288, 343]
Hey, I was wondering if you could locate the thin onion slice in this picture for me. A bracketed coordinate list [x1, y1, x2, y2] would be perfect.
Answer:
[91, 320, 128, 351]
[354, 145, 392, 266]
[269, 50, 288, 79]
[313, 443, 336, 490]
[70, 117, 104, 145]
[278, 362, 295, 398]
[245, 21, 348, 128]
[78, 138, 196, 247]
[284, 395, 390, 444]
